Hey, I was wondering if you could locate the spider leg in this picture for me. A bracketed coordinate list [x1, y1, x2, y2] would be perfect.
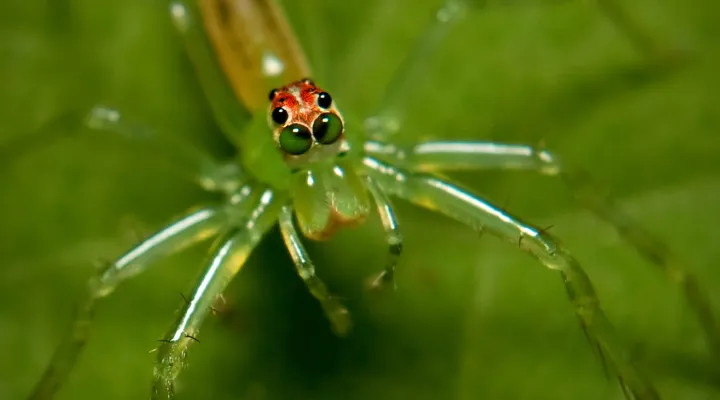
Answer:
[26, 198, 242, 400]
[364, 0, 468, 142]
[362, 0, 671, 143]
[364, 140, 560, 174]
[563, 167, 720, 365]
[362, 156, 660, 400]
[83, 106, 243, 193]
[366, 139, 720, 364]
[278, 206, 352, 336]
[364, 176, 403, 291]
[152, 186, 284, 400]
[1, 105, 242, 194]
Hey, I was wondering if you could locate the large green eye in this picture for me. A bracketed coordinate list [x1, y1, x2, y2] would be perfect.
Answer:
[312, 113, 343, 145]
[279, 124, 313, 155]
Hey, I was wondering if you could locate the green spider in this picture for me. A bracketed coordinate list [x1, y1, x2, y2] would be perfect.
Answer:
[20, 0, 718, 399]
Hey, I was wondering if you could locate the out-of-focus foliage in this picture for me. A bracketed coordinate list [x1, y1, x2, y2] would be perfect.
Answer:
[1, 0, 719, 399]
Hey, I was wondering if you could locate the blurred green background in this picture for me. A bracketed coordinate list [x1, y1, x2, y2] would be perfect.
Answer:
[1, 0, 720, 399]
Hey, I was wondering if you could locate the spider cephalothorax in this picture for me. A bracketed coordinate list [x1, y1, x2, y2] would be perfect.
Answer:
[268, 78, 349, 169]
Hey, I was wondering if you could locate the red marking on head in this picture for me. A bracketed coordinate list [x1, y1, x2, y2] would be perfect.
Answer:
[268, 79, 329, 127]
[299, 85, 317, 105]
[271, 93, 298, 110]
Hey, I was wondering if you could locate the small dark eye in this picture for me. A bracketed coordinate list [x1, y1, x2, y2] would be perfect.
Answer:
[279, 124, 313, 155]
[317, 92, 332, 109]
[271, 107, 288, 125]
[268, 89, 278, 101]
[312, 112, 343, 145]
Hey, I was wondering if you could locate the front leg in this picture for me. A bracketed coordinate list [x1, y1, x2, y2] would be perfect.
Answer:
[362, 156, 659, 400]
[366, 139, 720, 364]
[152, 187, 284, 399]
[2, 106, 243, 194]
[364, 175, 403, 291]
[26, 200, 237, 400]
[278, 205, 352, 336]
[364, 140, 559, 174]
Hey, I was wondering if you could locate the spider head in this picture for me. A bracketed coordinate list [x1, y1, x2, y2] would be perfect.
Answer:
[266, 79, 368, 240]
[267, 78, 349, 171]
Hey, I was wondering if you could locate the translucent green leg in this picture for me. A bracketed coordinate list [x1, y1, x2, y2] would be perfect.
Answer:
[364, 140, 560, 174]
[278, 206, 352, 336]
[26, 200, 238, 400]
[364, 176, 403, 291]
[364, 0, 468, 141]
[1, 105, 242, 193]
[362, 156, 660, 400]
[365, 139, 720, 365]
[562, 168, 720, 365]
[152, 186, 284, 400]
[362, 0, 671, 143]
[84, 106, 243, 192]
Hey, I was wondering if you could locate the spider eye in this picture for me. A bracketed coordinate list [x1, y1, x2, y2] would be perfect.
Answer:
[271, 107, 288, 125]
[279, 124, 313, 155]
[268, 88, 278, 101]
[302, 77, 314, 85]
[312, 113, 343, 145]
[317, 92, 332, 109]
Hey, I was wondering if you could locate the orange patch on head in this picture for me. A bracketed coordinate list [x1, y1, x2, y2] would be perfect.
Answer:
[299, 85, 318, 105]
[271, 93, 298, 110]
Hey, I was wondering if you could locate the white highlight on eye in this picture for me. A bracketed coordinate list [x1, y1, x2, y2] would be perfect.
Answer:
[262, 52, 285, 77]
